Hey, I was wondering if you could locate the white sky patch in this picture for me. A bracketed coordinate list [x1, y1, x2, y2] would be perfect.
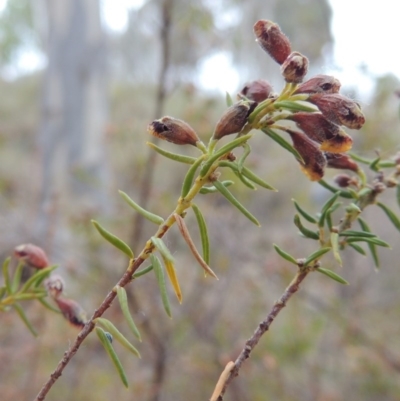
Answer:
[101, 0, 145, 32]
[197, 53, 240, 94]
[326, 0, 399, 97]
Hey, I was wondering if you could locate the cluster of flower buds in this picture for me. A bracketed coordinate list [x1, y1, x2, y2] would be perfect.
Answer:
[252, 19, 365, 181]
[14, 243, 87, 329]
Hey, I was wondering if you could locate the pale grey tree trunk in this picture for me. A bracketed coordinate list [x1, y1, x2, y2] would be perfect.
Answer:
[36, 0, 110, 239]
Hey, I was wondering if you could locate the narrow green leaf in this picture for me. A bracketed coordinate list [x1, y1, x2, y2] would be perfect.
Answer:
[304, 247, 331, 267]
[219, 161, 277, 191]
[346, 237, 390, 248]
[241, 166, 277, 191]
[0, 286, 6, 299]
[200, 180, 234, 194]
[273, 244, 298, 265]
[238, 143, 251, 173]
[348, 243, 367, 256]
[294, 214, 320, 240]
[151, 237, 174, 262]
[95, 317, 141, 357]
[20, 265, 57, 293]
[340, 230, 377, 238]
[116, 286, 142, 341]
[233, 170, 257, 189]
[192, 204, 210, 265]
[95, 327, 129, 388]
[181, 156, 206, 198]
[119, 190, 164, 225]
[151, 254, 172, 318]
[348, 153, 371, 165]
[11, 262, 25, 293]
[274, 101, 317, 112]
[91, 220, 134, 258]
[146, 142, 196, 164]
[200, 133, 253, 177]
[13, 303, 37, 336]
[369, 156, 381, 172]
[213, 180, 260, 226]
[225, 92, 233, 107]
[132, 264, 154, 278]
[397, 184, 400, 209]
[358, 217, 379, 268]
[319, 192, 341, 227]
[377, 160, 397, 168]
[376, 201, 400, 232]
[13, 292, 47, 301]
[315, 267, 349, 285]
[262, 127, 303, 163]
[2, 257, 11, 294]
[330, 232, 342, 266]
[292, 200, 317, 223]
[318, 180, 353, 199]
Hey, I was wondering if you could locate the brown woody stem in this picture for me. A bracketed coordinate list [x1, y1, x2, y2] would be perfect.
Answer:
[213, 268, 310, 400]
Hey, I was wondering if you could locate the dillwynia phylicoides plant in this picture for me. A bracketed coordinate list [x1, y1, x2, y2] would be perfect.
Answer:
[1, 19, 400, 401]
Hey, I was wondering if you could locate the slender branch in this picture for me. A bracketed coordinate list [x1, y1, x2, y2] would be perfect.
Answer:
[212, 268, 310, 400]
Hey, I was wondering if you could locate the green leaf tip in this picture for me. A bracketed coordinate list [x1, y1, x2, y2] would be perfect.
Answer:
[95, 327, 129, 388]
[315, 267, 349, 285]
[119, 190, 164, 225]
[91, 220, 134, 258]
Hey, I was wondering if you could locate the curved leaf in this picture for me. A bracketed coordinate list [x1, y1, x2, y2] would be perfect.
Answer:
[192, 204, 210, 265]
[151, 254, 172, 318]
[181, 156, 205, 198]
[92, 220, 134, 258]
[262, 127, 303, 163]
[273, 244, 298, 265]
[315, 267, 349, 285]
[95, 317, 141, 357]
[95, 327, 129, 388]
[119, 190, 164, 225]
[116, 286, 141, 341]
[213, 180, 260, 226]
[146, 142, 196, 164]
[304, 247, 331, 267]
[376, 201, 400, 232]
[132, 264, 154, 278]
[294, 214, 319, 240]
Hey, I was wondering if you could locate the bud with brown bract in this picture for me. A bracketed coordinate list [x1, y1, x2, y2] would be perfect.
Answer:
[289, 112, 353, 153]
[55, 297, 87, 329]
[286, 129, 326, 181]
[281, 51, 309, 83]
[14, 244, 49, 269]
[325, 152, 359, 172]
[213, 101, 257, 140]
[239, 80, 274, 102]
[334, 174, 354, 188]
[253, 20, 291, 65]
[147, 117, 200, 146]
[45, 275, 65, 299]
[308, 94, 365, 129]
[294, 74, 341, 95]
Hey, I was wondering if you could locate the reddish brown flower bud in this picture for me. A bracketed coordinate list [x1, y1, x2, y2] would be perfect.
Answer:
[294, 74, 341, 94]
[325, 152, 359, 172]
[308, 94, 365, 129]
[290, 112, 353, 153]
[147, 117, 200, 146]
[239, 80, 274, 102]
[14, 244, 49, 269]
[55, 297, 87, 329]
[253, 20, 291, 65]
[45, 275, 65, 299]
[287, 130, 326, 181]
[213, 101, 257, 140]
[281, 51, 309, 83]
[334, 174, 353, 188]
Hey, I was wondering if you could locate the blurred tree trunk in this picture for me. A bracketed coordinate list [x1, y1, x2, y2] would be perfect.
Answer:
[36, 0, 109, 238]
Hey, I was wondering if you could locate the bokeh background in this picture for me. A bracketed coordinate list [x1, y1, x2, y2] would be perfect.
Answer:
[1, 1, 400, 400]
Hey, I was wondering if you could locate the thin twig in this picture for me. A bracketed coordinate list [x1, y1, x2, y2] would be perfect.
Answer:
[212, 268, 310, 400]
